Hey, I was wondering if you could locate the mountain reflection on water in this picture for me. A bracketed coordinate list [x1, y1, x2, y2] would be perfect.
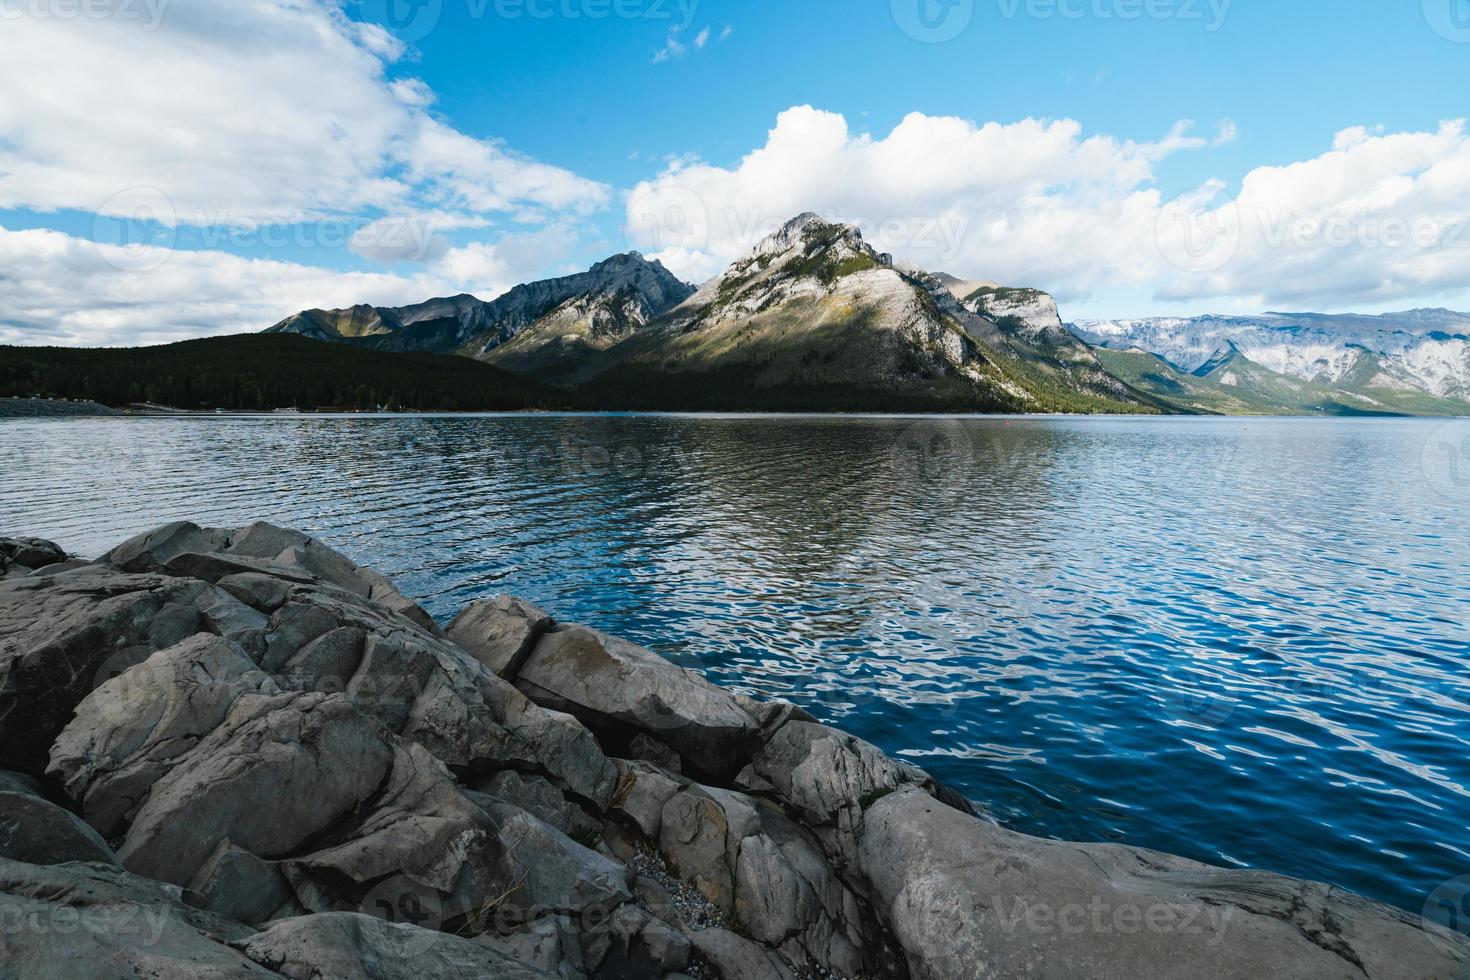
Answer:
[3, 413, 1467, 924]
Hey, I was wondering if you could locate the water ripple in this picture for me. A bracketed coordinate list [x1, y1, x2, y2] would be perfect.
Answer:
[1, 413, 1467, 922]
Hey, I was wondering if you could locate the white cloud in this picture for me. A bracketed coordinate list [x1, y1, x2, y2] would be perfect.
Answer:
[653, 23, 726, 62]
[0, 221, 591, 347]
[0, 0, 608, 226]
[624, 107, 1470, 311]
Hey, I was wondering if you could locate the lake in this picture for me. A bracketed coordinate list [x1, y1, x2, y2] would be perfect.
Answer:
[3, 412, 1467, 925]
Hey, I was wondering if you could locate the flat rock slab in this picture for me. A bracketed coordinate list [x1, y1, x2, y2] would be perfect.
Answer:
[241, 912, 559, 980]
[858, 787, 1470, 980]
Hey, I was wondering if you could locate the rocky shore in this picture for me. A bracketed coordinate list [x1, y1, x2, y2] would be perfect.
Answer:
[0, 523, 1465, 979]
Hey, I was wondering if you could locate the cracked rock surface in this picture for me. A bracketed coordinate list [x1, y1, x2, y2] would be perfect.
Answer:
[0, 521, 1465, 980]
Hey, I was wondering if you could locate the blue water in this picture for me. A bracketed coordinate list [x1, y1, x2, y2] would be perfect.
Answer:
[2, 413, 1468, 926]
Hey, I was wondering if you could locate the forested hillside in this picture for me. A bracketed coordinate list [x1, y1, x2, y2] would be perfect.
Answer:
[0, 335, 558, 412]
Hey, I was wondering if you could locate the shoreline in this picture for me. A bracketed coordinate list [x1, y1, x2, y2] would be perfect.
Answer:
[0, 523, 1465, 978]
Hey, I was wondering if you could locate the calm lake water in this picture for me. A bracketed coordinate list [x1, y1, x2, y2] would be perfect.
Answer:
[3, 413, 1468, 923]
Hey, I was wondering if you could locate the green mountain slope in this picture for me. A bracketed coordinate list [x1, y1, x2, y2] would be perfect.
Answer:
[0, 335, 557, 412]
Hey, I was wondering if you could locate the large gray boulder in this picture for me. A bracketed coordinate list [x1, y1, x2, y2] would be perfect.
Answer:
[0, 783, 119, 866]
[511, 623, 760, 779]
[240, 911, 558, 979]
[48, 633, 282, 836]
[447, 595, 554, 679]
[0, 565, 267, 774]
[0, 536, 67, 579]
[104, 521, 437, 633]
[858, 786, 1470, 980]
[85, 521, 619, 810]
[0, 857, 275, 979]
[750, 718, 938, 865]
[116, 692, 396, 886]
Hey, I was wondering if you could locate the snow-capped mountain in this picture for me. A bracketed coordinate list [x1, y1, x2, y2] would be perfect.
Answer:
[1071, 311, 1470, 400]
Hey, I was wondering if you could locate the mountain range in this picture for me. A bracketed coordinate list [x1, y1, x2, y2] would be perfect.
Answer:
[1075, 312, 1470, 415]
[266, 213, 1470, 416]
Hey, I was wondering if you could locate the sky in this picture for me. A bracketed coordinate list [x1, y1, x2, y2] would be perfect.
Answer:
[2, 0, 1470, 345]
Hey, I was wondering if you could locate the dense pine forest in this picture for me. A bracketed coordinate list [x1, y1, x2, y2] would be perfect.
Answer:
[0, 335, 559, 412]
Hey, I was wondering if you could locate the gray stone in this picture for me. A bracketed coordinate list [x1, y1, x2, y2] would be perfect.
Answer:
[472, 770, 599, 841]
[446, 595, 554, 679]
[689, 928, 797, 980]
[0, 536, 67, 574]
[0, 769, 40, 796]
[48, 633, 282, 837]
[0, 856, 274, 978]
[629, 732, 683, 773]
[657, 784, 866, 976]
[105, 520, 438, 633]
[858, 786, 1470, 980]
[490, 914, 587, 979]
[187, 840, 300, 927]
[118, 692, 396, 886]
[241, 911, 558, 979]
[0, 789, 119, 866]
[216, 571, 295, 612]
[588, 903, 693, 978]
[253, 580, 617, 808]
[515, 624, 759, 779]
[609, 761, 685, 841]
[751, 719, 933, 861]
[0, 565, 267, 775]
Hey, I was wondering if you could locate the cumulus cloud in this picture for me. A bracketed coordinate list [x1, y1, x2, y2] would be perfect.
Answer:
[0, 0, 608, 225]
[0, 0, 615, 346]
[624, 107, 1470, 311]
[0, 221, 590, 347]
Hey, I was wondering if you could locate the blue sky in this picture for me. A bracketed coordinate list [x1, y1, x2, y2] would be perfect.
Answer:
[2, 0, 1469, 344]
